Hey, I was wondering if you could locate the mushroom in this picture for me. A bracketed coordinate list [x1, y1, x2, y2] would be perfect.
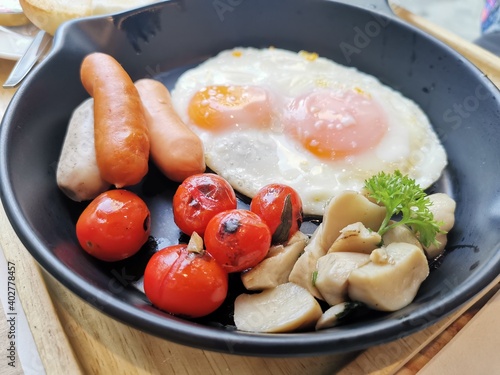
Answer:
[347, 242, 429, 311]
[241, 231, 308, 291]
[289, 191, 385, 299]
[424, 193, 456, 259]
[233, 282, 323, 333]
[328, 222, 382, 254]
[315, 302, 362, 330]
[288, 224, 325, 299]
[382, 223, 423, 250]
[319, 191, 386, 251]
[315, 252, 370, 306]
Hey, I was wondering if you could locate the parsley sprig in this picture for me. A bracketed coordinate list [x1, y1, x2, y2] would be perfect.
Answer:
[364, 170, 443, 248]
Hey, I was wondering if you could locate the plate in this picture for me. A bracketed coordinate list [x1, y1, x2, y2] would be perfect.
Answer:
[1, 0, 500, 356]
[0, 24, 37, 60]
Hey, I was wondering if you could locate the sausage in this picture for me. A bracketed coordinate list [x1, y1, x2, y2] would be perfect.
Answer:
[80, 52, 149, 188]
[56, 98, 111, 201]
[134, 78, 205, 182]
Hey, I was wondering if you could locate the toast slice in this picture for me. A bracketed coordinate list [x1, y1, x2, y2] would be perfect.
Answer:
[20, 0, 158, 34]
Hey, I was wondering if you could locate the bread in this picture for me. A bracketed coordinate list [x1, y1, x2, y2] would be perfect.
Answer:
[19, 0, 159, 35]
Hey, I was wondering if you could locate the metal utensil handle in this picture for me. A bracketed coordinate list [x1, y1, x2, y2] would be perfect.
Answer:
[3, 30, 52, 89]
[332, 0, 394, 17]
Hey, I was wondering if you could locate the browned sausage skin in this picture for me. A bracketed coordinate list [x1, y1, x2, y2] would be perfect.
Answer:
[80, 52, 149, 188]
[135, 78, 205, 182]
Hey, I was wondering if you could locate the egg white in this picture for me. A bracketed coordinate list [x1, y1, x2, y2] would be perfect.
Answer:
[171, 47, 447, 216]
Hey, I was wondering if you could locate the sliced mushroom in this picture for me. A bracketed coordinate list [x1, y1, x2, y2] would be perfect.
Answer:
[288, 224, 325, 299]
[369, 246, 391, 265]
[328, 222, 382, 254]
[319, 191, 386, 251]
[315, 252, 370, 306]
[347, 242, 429, 311]
[233, 282, 323, 333]
[315, 302, 361, 330]
[241, 231, 308, 291]
[424, 193, 456, 259]
[289, 191, 385, 300]
[382, 223, 422, 250]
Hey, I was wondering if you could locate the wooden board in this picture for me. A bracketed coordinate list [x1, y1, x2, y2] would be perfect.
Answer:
[418, 288, 500, 374]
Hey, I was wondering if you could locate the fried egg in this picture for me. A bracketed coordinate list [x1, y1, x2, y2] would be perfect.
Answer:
[171, 47, 447, 216]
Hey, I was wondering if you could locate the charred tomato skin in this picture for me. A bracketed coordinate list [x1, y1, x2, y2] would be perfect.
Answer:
[173, 173, 237, 236]
[250, 183, 303, 244]
[143, 244, 228, 318]
[204, 209, 272, 273]
[76, 189, 151, 262]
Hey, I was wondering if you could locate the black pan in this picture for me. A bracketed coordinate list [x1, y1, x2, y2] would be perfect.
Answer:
[1, 0, 499, 356]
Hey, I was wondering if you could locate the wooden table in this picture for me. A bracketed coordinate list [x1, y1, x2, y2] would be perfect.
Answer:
[1, 8, 499, 374]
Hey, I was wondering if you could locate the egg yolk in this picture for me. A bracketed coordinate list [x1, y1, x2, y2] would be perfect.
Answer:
[284, 89, 388, 159]
[188, 85, 272, 131]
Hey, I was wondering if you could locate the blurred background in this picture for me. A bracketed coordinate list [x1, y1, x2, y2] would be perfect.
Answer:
[396, 0, 485, 41]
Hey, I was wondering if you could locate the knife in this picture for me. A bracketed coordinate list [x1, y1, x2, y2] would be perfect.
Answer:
[3, 29, 52, 88]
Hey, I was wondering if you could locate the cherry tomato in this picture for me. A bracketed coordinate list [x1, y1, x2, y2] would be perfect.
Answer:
[250, 183, 303, 244]
[173, 173, 237, 236]
[204, 209, 271, 273]
[143, 236, 228, 318]
[76, 189, 151, 262]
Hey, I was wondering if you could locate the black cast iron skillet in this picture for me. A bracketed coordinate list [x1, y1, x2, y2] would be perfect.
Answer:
[1, 0, 499, 356]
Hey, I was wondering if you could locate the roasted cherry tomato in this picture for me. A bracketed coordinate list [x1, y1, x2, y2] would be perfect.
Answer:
[76, 189, 151, 262]
[143, 234, 228, 318]
[250, 183, 303, 244]
[204, 209, 271, 273]
[173, 173, 237, 236]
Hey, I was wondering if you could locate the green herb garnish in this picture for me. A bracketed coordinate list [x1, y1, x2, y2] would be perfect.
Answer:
[335, 301, 365, 320]
[272, 194, 293, 245]
[312, 270, 318, 287]
[364, 170, 443, 248]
